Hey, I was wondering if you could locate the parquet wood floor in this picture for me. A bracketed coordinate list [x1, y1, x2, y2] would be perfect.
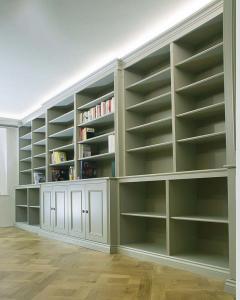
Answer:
[0, 227, 234, 300]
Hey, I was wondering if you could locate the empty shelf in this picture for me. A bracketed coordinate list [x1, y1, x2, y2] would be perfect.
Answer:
[78, 131, 114, 144]
[121, 212, 166, 219]
[171, 215, 228, 224]
[20, 169, 32, 173]
[33, 125, 46, 133]
[29, 206, 40, 208]
[49, 160, 74, 167]
[20, 157, 32, 162]
[176, 42, 223, 73]
[33, 139, 46, 146]
[20, 144, 32, 151]
[33, 152, 46, 158]
[176, 72, 224, 96]
[127, 117, 172, 134]
[78, 112, 114, 127]
[49, 110, 74, 124]
[177, 131, 225, 144]
[49, 127, 74, 138]
[49, 143, 74, 152]
[176, 102, 225, 120]
[20, 132, 32, 140]
[78, 152, 115, 161]
[127, 141, 172, 153]
[126, 92, 171, 113]
[126, 67, 171, 94]
[77, 91, 114, 110]
[122, 243, 166, 255]
[16, 205, 28, 208]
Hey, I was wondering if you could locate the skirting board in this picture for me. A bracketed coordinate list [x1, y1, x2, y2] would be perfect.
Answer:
[224, 279, 236, 295]
[118, 246, 229, 280]
[15, 223, 116, 254]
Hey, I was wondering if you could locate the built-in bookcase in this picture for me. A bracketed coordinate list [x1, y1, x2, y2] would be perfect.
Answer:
[76, 72, 116, 178]
[47, 95, 75, 181]
[119, 171, 229, 270]
[15, 186, 40, 226]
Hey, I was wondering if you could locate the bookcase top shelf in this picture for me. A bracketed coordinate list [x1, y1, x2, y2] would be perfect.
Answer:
[77, 90, 114, 111]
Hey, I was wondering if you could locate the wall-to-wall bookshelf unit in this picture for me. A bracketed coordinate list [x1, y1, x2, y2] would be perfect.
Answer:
[16, 1, 235, 293]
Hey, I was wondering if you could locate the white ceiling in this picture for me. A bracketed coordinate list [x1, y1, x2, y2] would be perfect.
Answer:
[0, 0, 214, 120]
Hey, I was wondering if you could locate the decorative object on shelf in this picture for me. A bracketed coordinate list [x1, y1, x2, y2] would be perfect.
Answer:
[33, 172, 45, 184]
[80, 161, 96, 179]
[79, 127, 95, 141]
[69, 166, 74, 180]
[51, 151, 67, 164]
[51, 168, 69, 181]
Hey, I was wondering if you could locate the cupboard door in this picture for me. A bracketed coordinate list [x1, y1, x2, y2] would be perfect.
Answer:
[41, 186, 53, 231]
[53, 186, 68, 234]
[85, 182, 108, 243]
[68, 184, 85, 238]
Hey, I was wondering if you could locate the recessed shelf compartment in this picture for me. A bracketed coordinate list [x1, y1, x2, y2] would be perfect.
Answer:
[78, 131, 114, 144]
[49, 126, 74, 138]
[78, 152, 115, 161]
[49, 143, 74, 152]
[127, 141, 172, 153]
[33, 152, 46, 158]
[33, 125, 46, 133]
[127, 117, 172, 134]
[177, 131, 225, 144]
[20, 132, 32, 140]
[20, 144, 32, 151]
[33, 138, 46, 146]
[78, 112, 114, 128]
[170, 220, 229, 269]
[49, 109, 74, 124]
[20, 157, 32, 162]
[169, 177, 228, 222]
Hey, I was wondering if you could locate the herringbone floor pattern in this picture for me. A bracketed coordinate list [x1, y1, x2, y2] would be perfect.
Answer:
[0, 227, 234, 300]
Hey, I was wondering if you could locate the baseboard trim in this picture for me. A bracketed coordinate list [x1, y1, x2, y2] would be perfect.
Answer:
[15, 223, 41, 234]
[118, 246, 229, 280]
[224, 279, 236, 295]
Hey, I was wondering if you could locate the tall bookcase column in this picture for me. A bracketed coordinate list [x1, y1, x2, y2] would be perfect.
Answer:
[172, 14, 226, 172]
[223, 0, 236, 292]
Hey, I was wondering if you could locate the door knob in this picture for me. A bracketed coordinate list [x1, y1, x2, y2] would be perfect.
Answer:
[85, 210, 88, 214]
[82, 210, 85, 213]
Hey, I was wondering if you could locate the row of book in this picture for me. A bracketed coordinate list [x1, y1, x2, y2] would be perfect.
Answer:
[79, 96, 114, 124]
[78, 134, 115, 159]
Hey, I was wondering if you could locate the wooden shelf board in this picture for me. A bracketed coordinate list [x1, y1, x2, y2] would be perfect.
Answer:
[127, 117, 172, 134]
[20, 169, 32, 173]
[121, 212, 166, 219]
[176, 102, 225, 120]
[77, 90, 114, 110]
[16, 205, 28, 208]
[20, 132, 32, 140]
[176, 72, 224, 96]
[122, 243, 167, 255]
[126, 92, 171, 113]
[78, 131, 115, 144]
[33, 139, 46, 146]
[33, 152, 46, 158]
[20, 144, 32, 151]
[171, 215, 228, 224]
[33, 125, 46, 133]
[49, 143, 74, 152]
[175, 252, 229, 269]
[127, 141, 172, 153]
[177, 131, 225, 144]
[126, 67, 171, 93]
[49, 110, 74, 124]
[78, 112, 114, 127]
[33, 166, 46, 171]
[175, 42, 223, 72]
[29, 206, 40, 208]
[20, 157, 32, 162]
[49, 160, 74, 167]
[79, 152, 115, 161]
[49, 126, 74, 138]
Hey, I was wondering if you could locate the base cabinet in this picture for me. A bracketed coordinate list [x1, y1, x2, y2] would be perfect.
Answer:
[41, 180, 112, 246]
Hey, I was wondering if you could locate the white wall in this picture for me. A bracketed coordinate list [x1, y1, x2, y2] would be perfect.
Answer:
[0, 127, 18, 227]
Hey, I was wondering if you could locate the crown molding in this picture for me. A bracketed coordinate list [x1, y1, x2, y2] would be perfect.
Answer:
[0, 117, 21, 127]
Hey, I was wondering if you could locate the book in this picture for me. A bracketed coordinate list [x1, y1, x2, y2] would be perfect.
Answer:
[100, 101, 106, 116]
[51, 151, 67, 164]
[108, 134, 115, 153]
[79, 127, 95, 141]
[80, 161, 97, 179]
[79, 144, 91, 158]
[96, 104, 101, 118]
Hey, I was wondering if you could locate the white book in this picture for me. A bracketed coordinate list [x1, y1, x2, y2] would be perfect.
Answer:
[108, 134, 115, 153]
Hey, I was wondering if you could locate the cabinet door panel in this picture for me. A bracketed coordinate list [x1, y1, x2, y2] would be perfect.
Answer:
[53, 186, 68, 234]
[85, 183, 107, 243]
[41, 186, 53, 231]
[68, 185, 85, 238]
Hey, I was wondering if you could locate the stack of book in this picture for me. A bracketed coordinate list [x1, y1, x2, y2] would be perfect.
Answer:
[79, 96, 114, 124]
[51, 151, 67, 164]
[79, 144, 91, 159]
[79, 127, 95, 141]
